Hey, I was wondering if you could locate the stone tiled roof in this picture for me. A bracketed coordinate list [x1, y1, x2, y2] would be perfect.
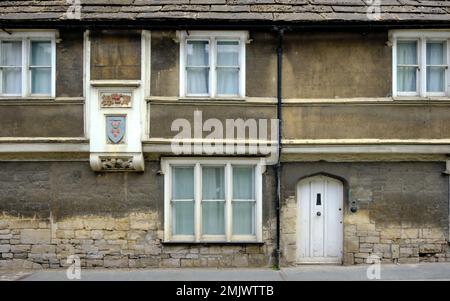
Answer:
[1, 0, 450, 23]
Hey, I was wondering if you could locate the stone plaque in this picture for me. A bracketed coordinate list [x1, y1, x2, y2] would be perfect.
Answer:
[100, 92, 132, 108]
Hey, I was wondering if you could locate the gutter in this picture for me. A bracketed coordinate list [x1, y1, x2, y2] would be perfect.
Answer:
[3, 20, 450, 31]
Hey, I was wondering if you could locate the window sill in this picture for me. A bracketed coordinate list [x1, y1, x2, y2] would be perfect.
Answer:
[0, 97, 85, 105]
[393, 96, 450, 101]
[179, 96, 246, 102]
[162, 241, 264, 245]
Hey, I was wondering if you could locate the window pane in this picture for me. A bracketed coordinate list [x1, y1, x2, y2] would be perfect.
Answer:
[217, 41, 239, 66]
[31, 41, 51, 66]
[427, 66, 445, 92]
[1, 41, 22, 66]
[2, 68, 21, 94]
[173, 201, 194, 235]
[233, 166, 255, 199]
[187, 41, 209, 66]
[187, 68, 209, 94]
[217, 67, 239, 95]
[232, 201, 255, 235]
[202, 201, 225, 235]
[202, 167, 224, 200]
[397, 66, 416, 92]
[172, 167, 194, 199]
[397, 41, 417, 65]
[427, 42, 445, 65]
[31, 67, 51, 94]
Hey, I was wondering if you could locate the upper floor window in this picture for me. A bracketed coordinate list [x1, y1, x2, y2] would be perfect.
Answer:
[179, 31, 247, 98]
[392, 30, 450, 97]
[0, 31, 56, 98]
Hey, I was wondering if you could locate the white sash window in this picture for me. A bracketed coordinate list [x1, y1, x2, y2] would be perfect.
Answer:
[392, 30, 450, 97]
[162, 158, 264, 243]
[0, 31, 56, 98]
[179, 31, 247, 98]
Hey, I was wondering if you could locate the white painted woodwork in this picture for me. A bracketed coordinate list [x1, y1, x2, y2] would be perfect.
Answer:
[297, 175, 344, 264]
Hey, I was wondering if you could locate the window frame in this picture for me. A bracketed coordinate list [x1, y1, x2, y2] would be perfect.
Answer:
[162, 157, 264, 243]
[392, 30, 450, 98]
[179, 31, 248, 99]
[0, 31, 56, 98]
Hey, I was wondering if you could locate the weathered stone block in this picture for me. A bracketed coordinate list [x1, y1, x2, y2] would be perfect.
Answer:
[20, 229, 51, 244]
[2, 253, 13, 259]
[345, 237, 359, 253]
[56, 230, 75, 239]
[357, 223, 376, 232]
[104, 231, 126, 240]
[380, 228, 401, 239]
[103, 256, 129, 268]
[57, 219, 84, 230]
[86, 259, 104, 267]
[343, 253, 354, 265]
[90, 230, 103, 240]
[398, 257, 420, 264]
[248, 254, 266, 266]
[30, 245, 56, 254]
[0, 244, 11, 253]
[246, 245, 262, 254]
[401, 228, 419, 239]
[419, 244, 442, 254]
[11, 244, 31, 253]
[74, 230, 90, 239]
[421, 228, 445, 240]
[161, 258, 180, 268]
[0, 234, 12, 240]
[354, 252, 370, 259]
[0, 220, 8, 229]
[127, 230, 146, 241]
[232, 254, 249, 267]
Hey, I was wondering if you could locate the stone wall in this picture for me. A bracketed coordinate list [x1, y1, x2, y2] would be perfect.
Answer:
[280, 161, 450, 266]
[0, 214, 273, 269]
[0, 161, 276, 269]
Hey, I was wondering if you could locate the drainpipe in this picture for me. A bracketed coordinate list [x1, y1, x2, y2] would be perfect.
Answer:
[274, 27, 285, 270]
[445, 159, 450, 243]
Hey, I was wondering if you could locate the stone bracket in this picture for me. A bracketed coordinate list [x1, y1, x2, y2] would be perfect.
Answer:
[90, 153, 144, 172]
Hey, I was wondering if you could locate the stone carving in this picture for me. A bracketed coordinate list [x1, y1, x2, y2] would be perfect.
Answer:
[106, 115, 126, 144]
[100, 92, 132, 108]
[90, 153, 145, 172]
[100, 157, 134, 171]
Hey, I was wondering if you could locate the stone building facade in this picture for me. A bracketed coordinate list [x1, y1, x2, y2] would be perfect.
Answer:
[1, 1, 450, 269]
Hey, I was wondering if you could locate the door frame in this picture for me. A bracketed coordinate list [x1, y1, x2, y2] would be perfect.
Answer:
[296, 174, 346, 264]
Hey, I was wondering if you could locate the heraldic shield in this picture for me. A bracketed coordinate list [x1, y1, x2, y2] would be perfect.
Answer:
[106, 115, 126, 144]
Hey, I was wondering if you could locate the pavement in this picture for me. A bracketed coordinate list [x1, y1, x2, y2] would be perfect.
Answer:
[0, 263, 449, 281]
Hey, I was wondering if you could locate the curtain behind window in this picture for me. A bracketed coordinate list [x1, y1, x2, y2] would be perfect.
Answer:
[427, 42, 445, 92]
[186, 41, 209, 95]
[202, 167, 225, 235]
[172, 167, 195, 235]
[31, 41, 51, 94]
[397, 41, 417, 92]
[232, 167, 255, 235]
[1, 41, 22, 94]
[217, 41, 239, 96]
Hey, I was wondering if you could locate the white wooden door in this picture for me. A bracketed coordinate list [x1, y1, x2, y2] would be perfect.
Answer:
[297, 176, 343, 264]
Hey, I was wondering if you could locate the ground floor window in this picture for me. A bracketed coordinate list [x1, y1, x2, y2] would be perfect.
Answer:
[162, 158, 264, 243]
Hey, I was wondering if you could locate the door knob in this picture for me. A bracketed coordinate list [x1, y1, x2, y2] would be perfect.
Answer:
[316, 212, 321, 216]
